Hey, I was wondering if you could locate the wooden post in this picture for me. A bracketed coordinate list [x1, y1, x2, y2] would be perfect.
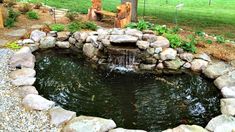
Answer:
[87, 0, 102, 20]
[114, 2, 132, 28]
[0, 6, 4, 28]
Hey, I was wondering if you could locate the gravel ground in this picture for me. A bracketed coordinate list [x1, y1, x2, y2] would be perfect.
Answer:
[0, 49, 59, 132]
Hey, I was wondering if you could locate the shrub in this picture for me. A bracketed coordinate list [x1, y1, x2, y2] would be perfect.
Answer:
[181, 35, 197, 53]
[4, 18, 15, 27]
[216, 35, 225, 43]
[165, 33, 182, 48]
[4, 8, 19, 28]
[82, 21, 97, 31]
[34, 2, 42, 9]
[50, 24, 65, 32]
[19, 3, 32, 14]
[206, 39, 213, 44]
[126, 19, 152, 31]
[67, 21, 82, 33]
[153, 25, 169, 35]
[5, 41, 22, 50]
[66, 11, 77, 21]
[3, 0, 16, 7]
[26, 11, 39, 19]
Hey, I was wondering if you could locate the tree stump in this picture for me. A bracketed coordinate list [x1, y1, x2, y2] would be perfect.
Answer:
[114, 2, 132, 28]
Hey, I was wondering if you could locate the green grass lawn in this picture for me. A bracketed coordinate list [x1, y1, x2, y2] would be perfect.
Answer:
[28, 0, 235, 39]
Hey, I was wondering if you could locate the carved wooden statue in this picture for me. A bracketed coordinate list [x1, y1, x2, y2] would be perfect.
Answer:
[0, 6, 4, 28]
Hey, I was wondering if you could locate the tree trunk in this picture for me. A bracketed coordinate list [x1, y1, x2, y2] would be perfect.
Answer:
[121, 0, 138, 22]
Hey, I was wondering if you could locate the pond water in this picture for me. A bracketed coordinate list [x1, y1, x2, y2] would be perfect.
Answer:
[34, 49, 221, 131]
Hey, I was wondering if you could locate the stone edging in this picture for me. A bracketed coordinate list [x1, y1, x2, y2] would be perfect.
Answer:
[8, 28, 235, 131]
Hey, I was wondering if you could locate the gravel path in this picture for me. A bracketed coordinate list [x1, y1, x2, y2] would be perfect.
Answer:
[0, 49, 59, 131]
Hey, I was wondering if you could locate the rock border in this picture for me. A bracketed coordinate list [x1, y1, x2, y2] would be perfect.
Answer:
[8, 28, 235, 132]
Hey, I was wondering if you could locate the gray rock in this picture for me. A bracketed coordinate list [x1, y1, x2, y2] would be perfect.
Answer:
[179, 53, 194, 62]
[154, 47, 162, 54]
[30, 30, 46, 42]
[139, 64, 156, 70]
[147, 48, 155, 55]
[214, 70, 235, 89]
[150, 36, 170, 48]
[221, 87, 235, 98]
[0, 39, 9, 47]
[18, 86, 38, 98]
[203, 62, 232, 79]
[22, 94, 55, 110]
[111, 28, 125, 35]
[142, 34, 157, 43]
[39, 36, 56, 49]
[56, 41, 71, 48]
[194, 53, 211, 62]
[22, 39, 34, 44]
[97, 28, 110, 41]
[83, 43, 97, 58]
[12, 77, 36, 86]
[110, 35, 138, 43]
[160, 48, 177, 60]
[15, 46, 32, 55]
[183, 62, 192, 69]
[48, 31, 57, 37]
[6, 29, 27, 37]
[163, 125, 208, 132]
[109, 128, 146, 132]
[206, 115, 235, 131]
[57, 32, 70, 41]
[49, 107, 76, 127]
[69, 37, 77, 44]
[10, 53, 35, 68]
[74, 32, 88, 42]
[125, 28, 143, 39]
[136, 41, 149, 50]
[176, 48, 184, 54]
[31, 24, 44, 29]
[221, 98, 235, 115]
[191, 59, 208, 72]
[156, 63, 164, 69]
[63, 116, 116, 132]
[214, 121, 235, 132]
[75, 42, 84, 49]
[27, 43, 39, 52]
[142, 30, 155, 34]
[9, 68, 36, 80]
[102, 39, 111, 47]
[145, 57, 157, 64]
[164, 58, 185, 70]
[86, 36, 98, 47]
[153, 54, 160, 60]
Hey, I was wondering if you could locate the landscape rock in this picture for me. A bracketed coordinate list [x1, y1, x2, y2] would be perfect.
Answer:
[142, 30, 155, 34]
[163, 125, 208, 132]
[221, 87, 235, 98]
[10, 52, 35, 68]
[183, 62, 192, 69]
[12, 77, 36, 86]
[194, 53, 211, 62]
[9, 68, 36, 80]
[63, 116, 116, 132]
[56, 41, 71, 48]
[30, 30, 46, 42]
[125, 28, 143, 39]
[160, 48, 177, 60]
[75, 32, 88, 42]
[179, 53, 194, 62]
[139, 64, 156, 70]
[22, 39, 34, 44]
[97, 29, 110, 41]
[147, 48, 155, 55]
[22, 94, 55, 110]
[163, 58, 185, 70]
[136, 41, 149, 50]
[142, 34, 157, 43]
[214, 121, 235, 132]
[111, 28, 125, 35]
[83, 43, 97, 58]
[154, 47, 162, 54]
[191, 59, 208, 72]
[68, 37, 77, 44]
[49, 107, 76, 127]
[39, 36, 56, 49]
[156, 63, 164, 69]
[102, 39, 111, 47]
[57, 32, 70, 41]
[206, 114, 235, 131]
[214, 70, 235, 89]
[15, 46, 31, 55]
[86, 36, 99, 47]
[203, 62, 232, 79]
[17, 86, 38, 98]
[221, 98, 235, 115]
[27, 43, 39, 52]
[109, 128, 147, 132]
[110, 35, 138, 43]
[150, 36, 170, 48]
[6, 29, 27, 37]
[48, 31, 57, 37]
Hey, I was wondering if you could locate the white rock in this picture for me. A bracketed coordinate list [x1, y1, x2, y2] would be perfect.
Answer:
[203, 62, 232, 79]
[110, 35, 138, 43]
[179, 53, 194, 62]
[125, 28, 143, 39]
[10, 53, 35, 68]
[56, 41, 71, 48]
[39, 36, 56, 49]
[111, 28, 125, 35]
[194, 53, 211, 62]
[27, 43, 39, 52]
[109, 128, 147, 132]
[191, 59, 208, 72]
[12, 77, 36, 86]
[18, 86, 38, 98]
[30, 30, 46, 42]
[221, 87, 235, 98]
[57, 31, 70, 41]
[150, 36, 170, 48]
[156, 63, 164, 69]
[22, 39, 35, 44]
[9, 68, 36, 79]
[160, 48, 177, 60]
[206, 114, 235, 131]
[49, 107, 76, 127]
[163, 125, 208, 132]
[214, 70, 235, 89]
[22, 94, 55, 110]
[183, 62, 192, 69]
[221, 98, 235, 115]
[214, 121, 235, 132]
[63, 116, 116, 132]
[136, 41, 149, 50]
[15, 46, 32, 55]
[154, 47, 162, 54]
[83, 43, 97, 58]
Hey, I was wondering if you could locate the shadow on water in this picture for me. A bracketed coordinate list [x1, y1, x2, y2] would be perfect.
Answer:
[34, 49, 221, 132]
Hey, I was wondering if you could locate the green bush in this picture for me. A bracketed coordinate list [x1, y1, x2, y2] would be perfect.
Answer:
[67, 21, 82, 33]
[181, 35, 197, 53]
[4, 8, 20, 28]
[153, 25, 169, 35]
[216, 35, 225, 43]
[5, 41, 22, 50]
[165, 33, 182, 48]
[82, 21, 97, 31]
[66, 11, 77, 21]
[26, 11, 39, 19]
[126, 19, 152, 31]
[50, 24, 65, 32]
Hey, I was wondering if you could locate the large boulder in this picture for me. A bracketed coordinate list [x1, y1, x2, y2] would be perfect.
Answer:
[214, 121, 235, 132]
[39, 36, 56, 49]
[110, 35, 138, 43]
[10, 52, 35, 68]
[56, 41, 71, 48]
[30, 30, 46, 42]
[203, 62, 232, 79]
[57, 31, 70, 41]
[142, 34, 157, 43]
[163, 58, 185, 70]
[194, 53, 211, 62]
[150, 36, 170, 48]
[74, 32, 88, 42]
[109, 128, 147, 132]
[49, 107, 76, 127]
[221, 98, 235, 115]
[160, 48, 177, 60]
[221, 87, 235, 98]
[62, 116, 116, 132]
[125, 28, 143, 39]
[163, 125, 208, 132]
[22, 39, 34, 44]
[22, 94, 55, 110]
[83, 43, 97, 59]
[206, 115, 235, 131]
[111, 28, 125, 35]
[214, 70, 235, 89]
[12, 77, 36, 86]
[179, 53, 194, 62]
[15, 46, 32, 55]
[136, 41, 149, 50]
[191, 59, 208, 72]
[17, 86, 38, 98]
[9, 68, 36, 79]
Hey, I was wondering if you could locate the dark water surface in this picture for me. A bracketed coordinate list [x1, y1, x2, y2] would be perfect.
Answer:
[34, 49, 221, 132]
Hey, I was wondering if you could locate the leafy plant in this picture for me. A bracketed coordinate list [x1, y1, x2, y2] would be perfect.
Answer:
[3, 0, 16, 7]
[50, 24, 65, 32]
[82, 21, 97, 31]
[206, 39, 213, 44]
[4, 8, 19, 28]
[181, 35, 197, 53]
[165, 33, 182, 48]
[34, 2, 42, 9]
[216, 35, 225, 43]
[5, 41, 22, 50]
[154, 25, 169, 35]
[19, 3, 32, 14]
[26, 11, 39, 19]
[195, 30, 205, 37]
[66, 11, 77, 21]
[126, 19, 152, 31]
[172, 26, 181, 33]
[4, 18, 15, 27]
[67, 21, 82, 32]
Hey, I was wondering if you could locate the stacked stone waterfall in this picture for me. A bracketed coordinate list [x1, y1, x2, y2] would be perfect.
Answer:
[11, 27, 235, 131]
